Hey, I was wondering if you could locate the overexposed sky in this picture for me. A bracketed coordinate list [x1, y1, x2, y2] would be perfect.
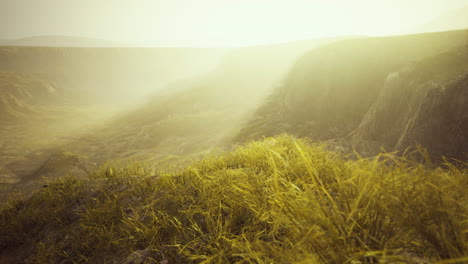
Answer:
[1, 0, 467, 47]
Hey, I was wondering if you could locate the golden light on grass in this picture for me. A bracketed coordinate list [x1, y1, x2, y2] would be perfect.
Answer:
[1, 135, 467, 263]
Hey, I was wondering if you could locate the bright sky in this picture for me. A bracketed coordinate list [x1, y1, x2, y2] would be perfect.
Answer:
[1, 0, 467, 47]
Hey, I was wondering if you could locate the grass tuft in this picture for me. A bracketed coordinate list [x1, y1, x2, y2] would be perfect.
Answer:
[0, 134, 466, 263]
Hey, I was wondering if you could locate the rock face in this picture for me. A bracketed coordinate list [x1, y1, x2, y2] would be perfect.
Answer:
[349, 46, 468, 158]
[235, 30, 468, 160]
[395, 74, 468, 161]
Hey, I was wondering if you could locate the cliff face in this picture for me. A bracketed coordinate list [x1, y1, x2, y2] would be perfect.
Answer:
[395, 74, 468, 160]
[349, 46, 468, 157]
[235, 30, 468, 160]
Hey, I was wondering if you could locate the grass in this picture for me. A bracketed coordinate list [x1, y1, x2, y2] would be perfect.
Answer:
[0, 134, 467, 263]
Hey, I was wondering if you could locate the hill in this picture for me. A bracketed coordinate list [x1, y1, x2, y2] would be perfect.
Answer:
[235, 30, 468, 160]
[0, 46, 228, 105]
[55, 37, 341, 163]
[1, 35, 126, 47]
[0, 71, 58, 121]
[350, 49, 468, 160]
[0, 37, 340, 200]
[3, 30, 468, 200]
[394, 74, 468, 159]
[1, 135, 466, 263]
[0, 46, 225, 194]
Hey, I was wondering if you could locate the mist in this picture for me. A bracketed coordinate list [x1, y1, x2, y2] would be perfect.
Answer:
[1, 0, 468, 46]
[1, 1, 468, 263]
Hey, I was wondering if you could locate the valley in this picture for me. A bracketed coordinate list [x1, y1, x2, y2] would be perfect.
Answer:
[1, 30, 467, 201]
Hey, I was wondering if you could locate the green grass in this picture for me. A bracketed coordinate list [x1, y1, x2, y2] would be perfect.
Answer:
[0, 135, 467, 263]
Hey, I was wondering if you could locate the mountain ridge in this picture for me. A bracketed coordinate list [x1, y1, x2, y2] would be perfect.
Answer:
[1, 35, 127, 47]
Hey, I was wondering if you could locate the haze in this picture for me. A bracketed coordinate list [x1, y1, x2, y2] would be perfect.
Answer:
[1, 0, 467, 47]
[1, 0, 468, 260]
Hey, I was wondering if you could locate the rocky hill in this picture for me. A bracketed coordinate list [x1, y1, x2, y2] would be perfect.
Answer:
[349, 47, 468, 159]
[235, 30, 468, 160]
[394, 74, 468, 160]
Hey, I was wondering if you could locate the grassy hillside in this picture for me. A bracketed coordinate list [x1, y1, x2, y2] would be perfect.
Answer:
[1, 135, 467, 263]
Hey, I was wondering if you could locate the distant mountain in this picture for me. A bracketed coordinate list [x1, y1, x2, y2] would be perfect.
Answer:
[1, 35, 126, 47]
[411, 6, 468, 33]
[0, 46, 228, 104]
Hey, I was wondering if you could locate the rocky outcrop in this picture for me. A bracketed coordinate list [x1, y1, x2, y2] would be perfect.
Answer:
[395, 74, 468, 161]
[235, 30, 468, 160]
[349, 46, 468, 158]
[235, 30, 468, 143]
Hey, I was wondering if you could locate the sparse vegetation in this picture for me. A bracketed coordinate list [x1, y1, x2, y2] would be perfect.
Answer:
[1, 135, 466, 263]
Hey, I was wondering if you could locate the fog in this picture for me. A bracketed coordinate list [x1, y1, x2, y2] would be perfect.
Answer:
[1, 1, 468, 262]
[1, 0, 467, 47]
